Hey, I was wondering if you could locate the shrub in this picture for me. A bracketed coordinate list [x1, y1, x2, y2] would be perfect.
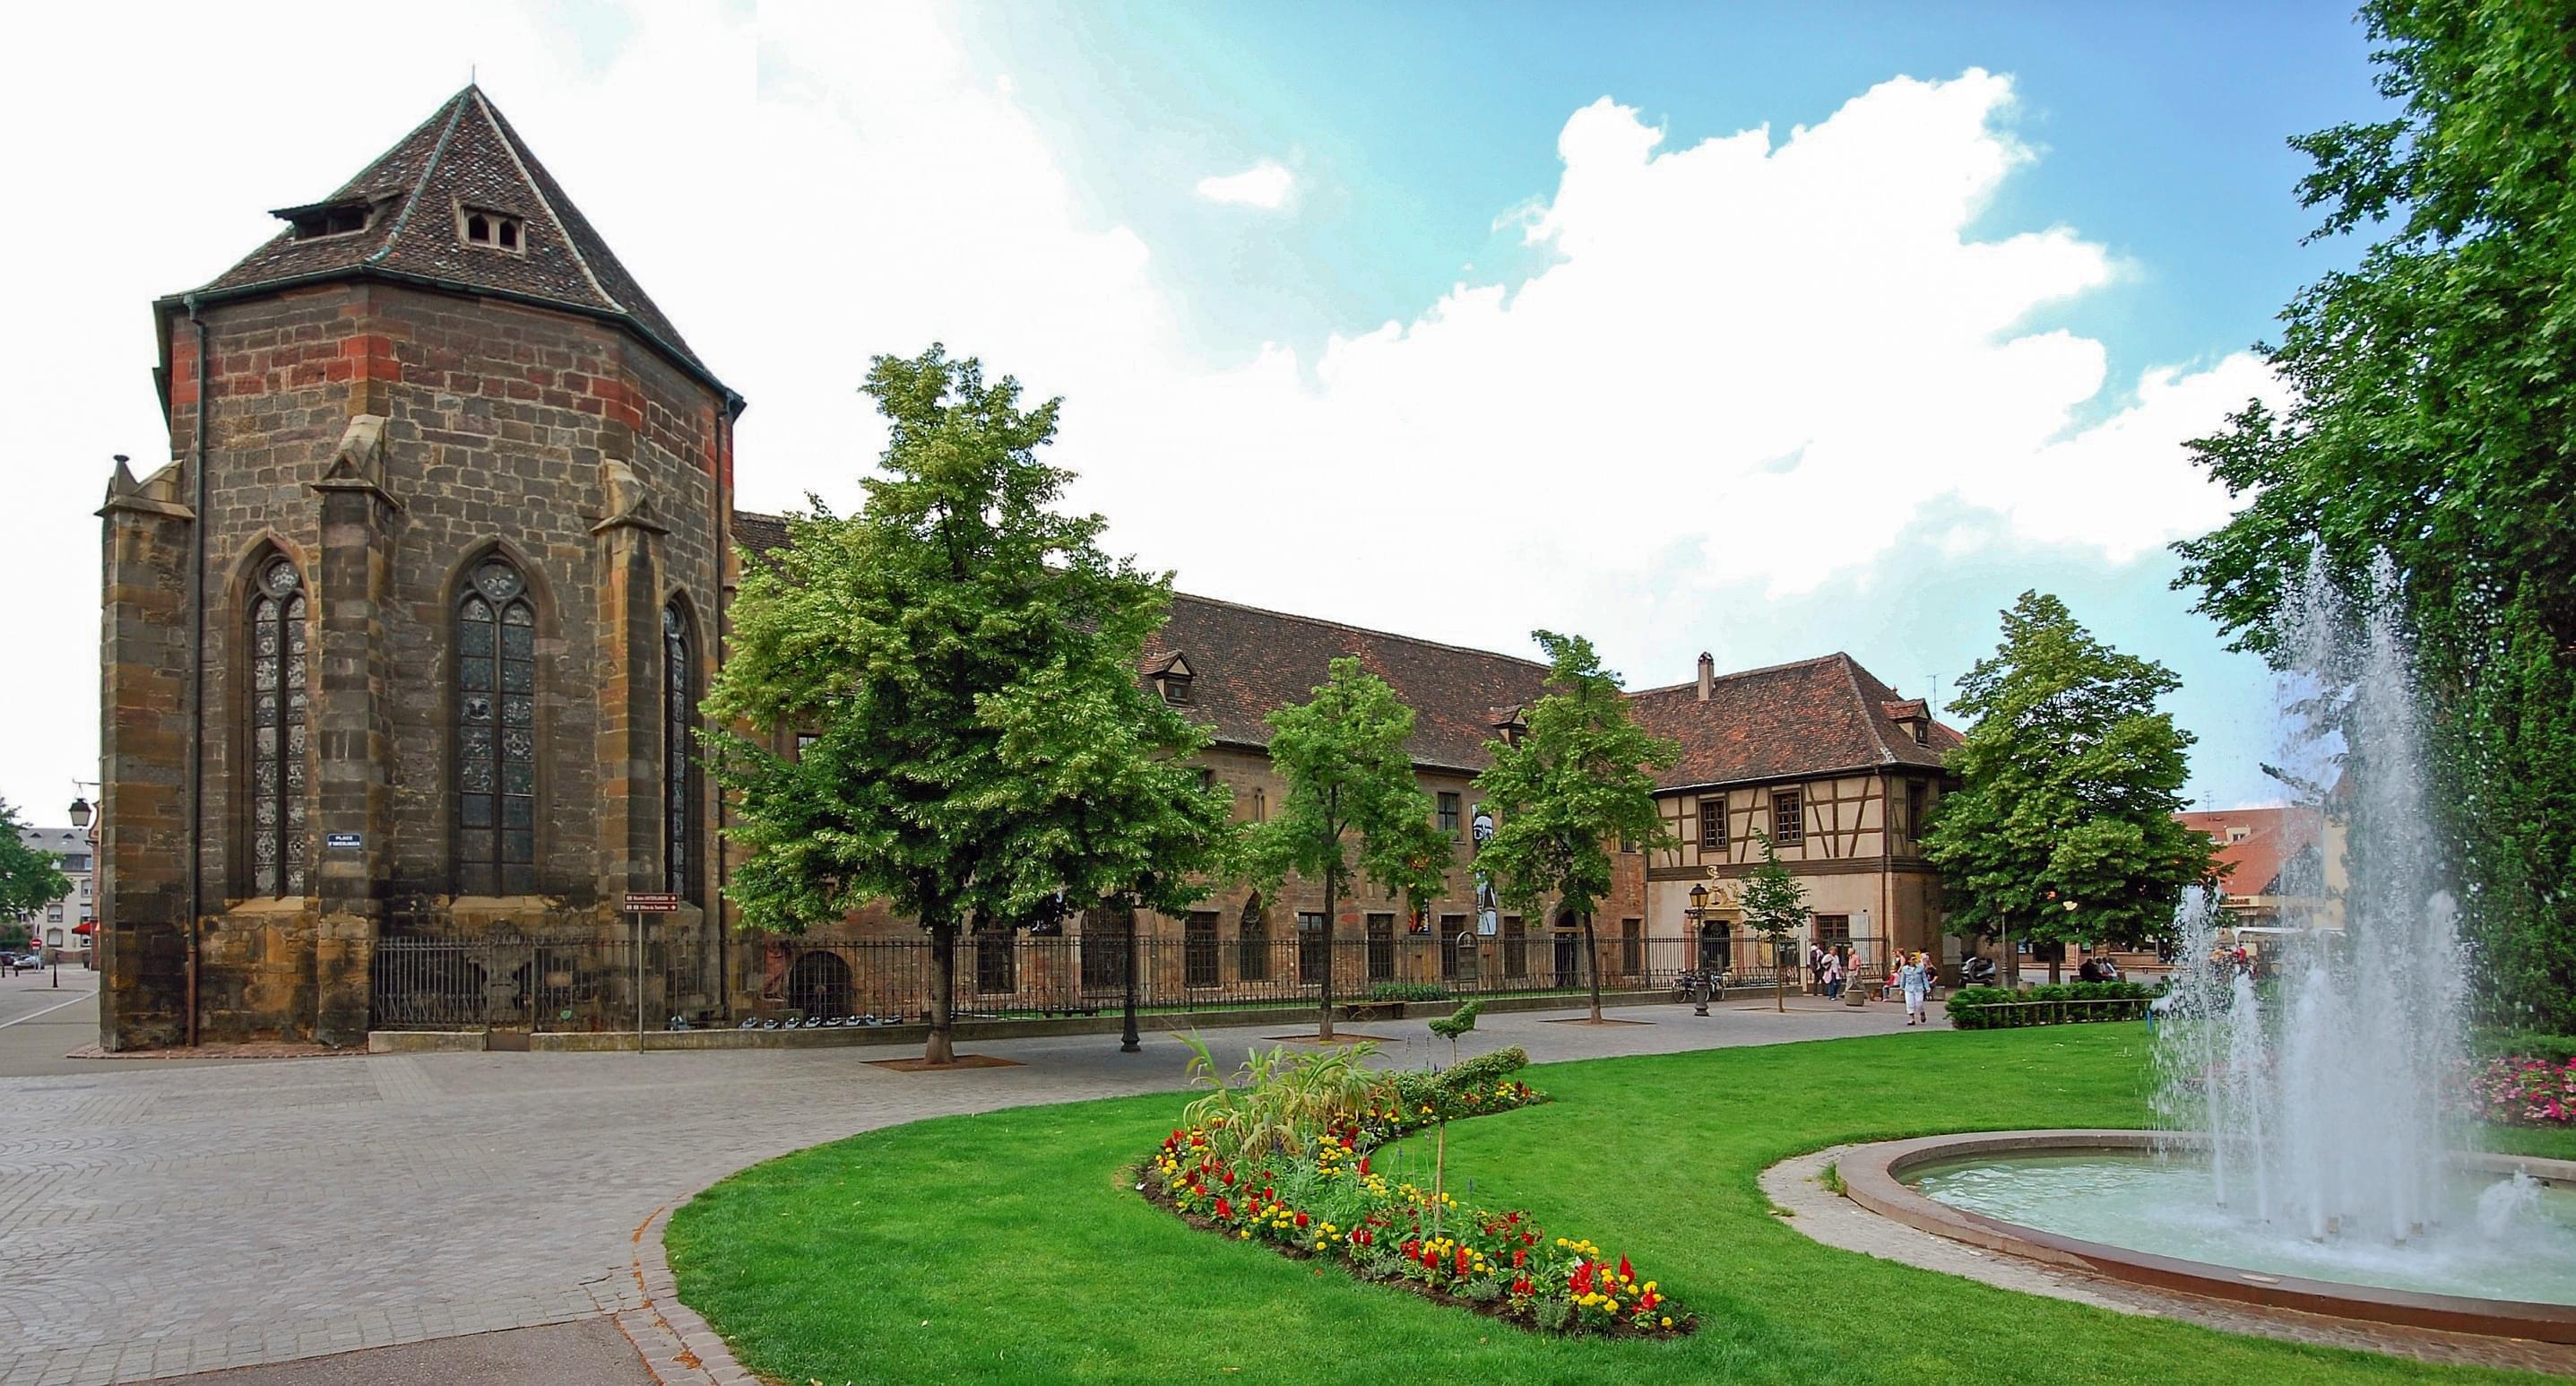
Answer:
[1366, 983, 1450, 1002]
[2470, 1029, 2576, 1066]
[1945, 981, 2156, 1029]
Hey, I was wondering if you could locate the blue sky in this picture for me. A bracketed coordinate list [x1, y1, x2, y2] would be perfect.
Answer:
[0, 1, 2392, 818]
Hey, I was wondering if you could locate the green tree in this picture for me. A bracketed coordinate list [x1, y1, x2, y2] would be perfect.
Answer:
[1473, 630, 1678, 1022]
[1739, 833, 1810, 1014]
[2172, 1, 2576, 1027]
[1239, 657, 1448, 1042]
[1923, 593, 2213, 985]
[0, 801, 72, 934]
[705, 346, 1234, 1064]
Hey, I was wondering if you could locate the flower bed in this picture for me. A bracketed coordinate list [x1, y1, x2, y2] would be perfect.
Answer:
[1139, 1047, 1694, 1339]
[2472, 1054, 2576, 1126]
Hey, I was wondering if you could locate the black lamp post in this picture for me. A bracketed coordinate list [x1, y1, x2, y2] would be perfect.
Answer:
[1119, 905, 1140, 1053]
[1684, 883, 1711, 1017]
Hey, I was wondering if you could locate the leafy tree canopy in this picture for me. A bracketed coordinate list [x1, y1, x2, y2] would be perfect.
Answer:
[0, 801, 72, 923]
[705, 346, 1234, 1056]
[1923, 593, 2213, 957]
[1238, 656, 1447, 1038]
[2173, 0, 2576, 1023]
[1474, 631, 1678, 1020]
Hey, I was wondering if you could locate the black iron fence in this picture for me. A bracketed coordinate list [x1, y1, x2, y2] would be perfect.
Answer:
[368, 927, 1895, 1033]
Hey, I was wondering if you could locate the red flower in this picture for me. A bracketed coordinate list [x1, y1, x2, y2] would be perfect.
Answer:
[1512, 1248, 1527, 1269]
[1511, 1274, 1532, 1295]
[1619, 1255, 1633, 1282]
[1456, 1247, 1472, 1276]
[1569, 1260, 1595, 1296]
[1215, 1196, 1233, 1219]
[1522, 1231, 1537, 1245]
[1357, 1156, 1370, 1176]
[1221, 1168, 1236, 1187]
[1294, 1211, 1310, 1229]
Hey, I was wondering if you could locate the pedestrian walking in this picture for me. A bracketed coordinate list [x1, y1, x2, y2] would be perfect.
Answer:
[1901, 952, 1931, 1026]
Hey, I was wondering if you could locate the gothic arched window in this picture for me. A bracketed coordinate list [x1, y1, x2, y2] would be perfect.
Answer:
[662, 602, 699, 898]
[247, 556, 308, 897]
[456, 557, 537, 895]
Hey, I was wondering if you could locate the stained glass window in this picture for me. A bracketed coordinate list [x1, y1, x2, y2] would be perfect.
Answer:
[457, 558, 537, 895]
[663, 603, 698, 898]
[248, 557, 308, 897]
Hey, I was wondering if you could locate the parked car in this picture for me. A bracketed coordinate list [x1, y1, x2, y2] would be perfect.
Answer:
[3, 952, 39, 975]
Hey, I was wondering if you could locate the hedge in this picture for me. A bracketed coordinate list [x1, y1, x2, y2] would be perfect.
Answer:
[1945, 981, 2157, 1029]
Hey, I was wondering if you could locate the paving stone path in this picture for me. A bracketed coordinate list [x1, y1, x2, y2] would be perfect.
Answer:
[0, 995, 1916, 1384]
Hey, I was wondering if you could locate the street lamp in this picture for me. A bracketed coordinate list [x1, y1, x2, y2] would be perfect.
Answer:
[1683, 884, 1711, 1017]
[68, 798, 91, 829]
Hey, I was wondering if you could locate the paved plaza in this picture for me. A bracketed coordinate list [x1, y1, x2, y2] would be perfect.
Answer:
[0, 975, 1927, 1384]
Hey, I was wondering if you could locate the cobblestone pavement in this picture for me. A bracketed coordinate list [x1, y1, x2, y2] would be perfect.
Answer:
[2, 996, 1923, 1384]
[1764, 1145, 2576, 1377]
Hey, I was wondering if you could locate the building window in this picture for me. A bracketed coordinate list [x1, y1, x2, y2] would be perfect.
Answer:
[1501, 915, 1526, 976]
[1080, 909, 1128, 991]
[1238, 898, 1270, 982]
[1437, 792, 1462, 835]
[1906, 780, 1927, 842]
[461, 206, 524, 253]
[1296, 912, 1327, 984]
[290, 203, 371, 239]
[456, 557, 537, 896]
[62, 854, 89, 872]
[1439, 914, 1468, 979]
[663, 604, 699, 898]
[1698, 796, 1725, 853]
[247, 556, 309, 898]
[1251, 787, 1266, 823]
[46, 906, 64, 923]
[1185, 911, 1221, 988]
[1815, 913, 1852, 947]
[1365, 914, 1396, 982]
[1772, 788, 1804, 846]
[975, 928, 1017, 994]
[794, 732, 819, 759]
[1621, 917, 1643, 975]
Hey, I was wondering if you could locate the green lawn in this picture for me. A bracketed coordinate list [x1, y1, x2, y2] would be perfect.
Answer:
[668, 1025, 2567, 1384]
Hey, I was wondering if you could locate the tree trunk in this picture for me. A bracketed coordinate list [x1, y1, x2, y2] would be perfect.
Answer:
[1774, 936, 1785, 1014]
[1317, 865, 1337, 1043]
[926, 920, 956, 1065]
[2047, 945, 2062, 986]
[2001, 921, 2018, 992]
[1582, 910, 1602, 1023]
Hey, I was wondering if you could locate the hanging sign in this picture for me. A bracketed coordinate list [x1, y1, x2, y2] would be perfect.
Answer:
[324, 832, 362, 850]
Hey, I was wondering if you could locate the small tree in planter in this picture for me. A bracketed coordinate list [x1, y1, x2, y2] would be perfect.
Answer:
[1740, 833, 1810, 1014]
[1422, 999, 1483, 1240]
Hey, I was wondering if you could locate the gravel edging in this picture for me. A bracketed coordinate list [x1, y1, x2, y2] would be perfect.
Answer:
[627, 1202, 762, 1386]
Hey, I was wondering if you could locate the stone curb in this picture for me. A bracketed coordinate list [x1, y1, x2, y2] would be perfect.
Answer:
[621, 1201, 760, 1386]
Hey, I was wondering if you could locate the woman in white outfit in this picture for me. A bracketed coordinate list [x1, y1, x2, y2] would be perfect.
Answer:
[1900, 952, 1932, 1026]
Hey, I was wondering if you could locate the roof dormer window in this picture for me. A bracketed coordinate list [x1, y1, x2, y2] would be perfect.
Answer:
[460, 206, 524, 254]
[1147, 651, 1194, 705]
[283, 201, 373, 240]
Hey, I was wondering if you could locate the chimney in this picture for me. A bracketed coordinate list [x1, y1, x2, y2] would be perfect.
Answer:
[1696, 652, 1715, 701]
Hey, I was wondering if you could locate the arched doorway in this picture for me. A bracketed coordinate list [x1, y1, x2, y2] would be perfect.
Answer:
[789, 949, 853, 1019]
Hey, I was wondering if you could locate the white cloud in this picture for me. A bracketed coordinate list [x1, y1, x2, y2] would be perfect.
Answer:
[1195, 159, 1297, 209]
[0, 1, 2283, 814]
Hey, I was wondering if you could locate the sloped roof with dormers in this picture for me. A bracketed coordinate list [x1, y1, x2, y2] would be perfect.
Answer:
[179, 85, 725, 394]
[1627, 654, 1961, 790]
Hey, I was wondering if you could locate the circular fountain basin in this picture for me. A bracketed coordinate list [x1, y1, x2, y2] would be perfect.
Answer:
[1839, 1130, 2576, 1343]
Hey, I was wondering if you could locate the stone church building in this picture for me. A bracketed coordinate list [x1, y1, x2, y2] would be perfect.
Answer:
[96, 90, 1954, 1049]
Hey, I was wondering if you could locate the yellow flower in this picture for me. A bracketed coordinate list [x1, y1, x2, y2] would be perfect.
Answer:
[1238, 1230, 1250, 1240]
[1660, 1316, 1673, 1329]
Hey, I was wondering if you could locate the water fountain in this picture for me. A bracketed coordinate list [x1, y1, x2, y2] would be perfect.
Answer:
[1828, 562, 2576, 1338]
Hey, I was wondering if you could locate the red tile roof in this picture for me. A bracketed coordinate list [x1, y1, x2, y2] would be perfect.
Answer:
[2175, 806, 2321, 897]
[732, 511, 1956, 784]
[1627, 654, 1960, 790]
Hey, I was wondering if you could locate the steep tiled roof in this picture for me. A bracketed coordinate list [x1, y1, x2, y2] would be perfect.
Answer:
[729, 513, 1950, 784]
[1152, 593, 1551, 771]
[730, 508, 791, 560]
[188, 86, 717, 387]
[1627, 654, 1959, 790]
[2176, 807, 2321, 897]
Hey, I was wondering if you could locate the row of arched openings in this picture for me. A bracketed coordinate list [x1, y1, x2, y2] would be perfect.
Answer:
[241, 549, 702, 901]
